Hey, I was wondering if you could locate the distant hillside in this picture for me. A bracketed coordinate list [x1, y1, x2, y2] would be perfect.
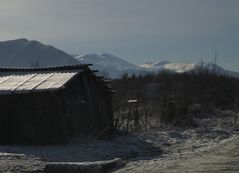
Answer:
[141, 61, 239, 78]
[0, 39, 79, 67]
[141, 61, 196, 73]
[74, 53, 239, 78]
[74, 53, 144, 78]
[1, 39, 238, 78]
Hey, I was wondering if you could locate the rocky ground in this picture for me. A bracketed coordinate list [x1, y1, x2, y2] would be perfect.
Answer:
[0, 110, 238, 173]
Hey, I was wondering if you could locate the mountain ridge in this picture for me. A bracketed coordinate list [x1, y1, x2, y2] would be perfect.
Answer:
[75, 53, 143, 78]
[0, 38, 79, 67]
[0, 39, 238, 79]
[74, 54, 239, 78]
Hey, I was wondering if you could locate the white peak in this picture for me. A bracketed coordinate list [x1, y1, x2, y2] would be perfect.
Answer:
[164, 63, 197, 73]
[75, 54, 239, 79]
[152, 61, 171, 66]
[140, 61, 171, 69]
[141, 61, 198, 73]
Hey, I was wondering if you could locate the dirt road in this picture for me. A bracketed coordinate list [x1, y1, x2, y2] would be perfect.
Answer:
[115, 135, 239, 173]
[160, 135, 239, 173]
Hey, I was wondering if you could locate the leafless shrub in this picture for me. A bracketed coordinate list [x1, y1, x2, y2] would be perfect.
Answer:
[112, 64, 239, 132]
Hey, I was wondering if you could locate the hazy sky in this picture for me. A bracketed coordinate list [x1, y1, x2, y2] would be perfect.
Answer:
[0, 0, 238, 71]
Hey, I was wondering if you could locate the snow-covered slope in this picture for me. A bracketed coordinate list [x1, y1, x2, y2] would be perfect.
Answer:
[141, 61, 239, 78]
[1, 39, 237, 78]
[0, 38, 79, 67]
[74, 52, 239, 79]
[141, 61, 171, 69]
[75, 53, 143, 78]
[141, 61, 197, 73]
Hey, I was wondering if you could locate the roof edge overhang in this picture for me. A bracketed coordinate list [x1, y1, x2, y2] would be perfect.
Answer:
[0, 64, 92, 72]
[0, 64, 115, 95]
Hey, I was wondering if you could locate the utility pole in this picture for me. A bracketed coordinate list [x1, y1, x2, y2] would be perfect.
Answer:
[214, 51, 217, 65]
[213, 51, 218, 75]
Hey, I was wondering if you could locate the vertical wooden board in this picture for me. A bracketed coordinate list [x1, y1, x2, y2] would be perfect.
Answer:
[61, 79, 84, 135]
[88, 78, 100, 130]
[81, 74, 96, 132]
[93, 81, 107, 130]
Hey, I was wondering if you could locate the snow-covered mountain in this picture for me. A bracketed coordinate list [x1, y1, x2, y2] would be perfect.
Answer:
[0, 38, 79, 67]
[74, 53, 144, 78]
[141, 61, 198, 73]
[140, 61, 239, 78]
[0, 39, 238, 78]
[74, 53, 239, 78]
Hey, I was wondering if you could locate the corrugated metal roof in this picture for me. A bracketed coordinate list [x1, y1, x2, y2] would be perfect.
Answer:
[0, 70, 79, 94]
[0, 64, 92, 72]
[0, 64, 114, 95]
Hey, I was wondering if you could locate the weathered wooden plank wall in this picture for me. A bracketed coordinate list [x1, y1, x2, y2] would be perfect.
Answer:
[0, 69, 113, 144]
[0, 92, 67, 144]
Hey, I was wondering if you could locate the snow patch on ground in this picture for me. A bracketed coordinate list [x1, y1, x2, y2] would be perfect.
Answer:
[114, 111, 239, 172]
[0, 136, 160, 172]
[0, 110, 238, 172]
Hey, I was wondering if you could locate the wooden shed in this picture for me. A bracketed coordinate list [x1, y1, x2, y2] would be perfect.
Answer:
[0, 64, 114, 144]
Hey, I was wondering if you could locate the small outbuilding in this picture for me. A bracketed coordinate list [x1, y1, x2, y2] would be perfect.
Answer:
[0, 64, 114, 144]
